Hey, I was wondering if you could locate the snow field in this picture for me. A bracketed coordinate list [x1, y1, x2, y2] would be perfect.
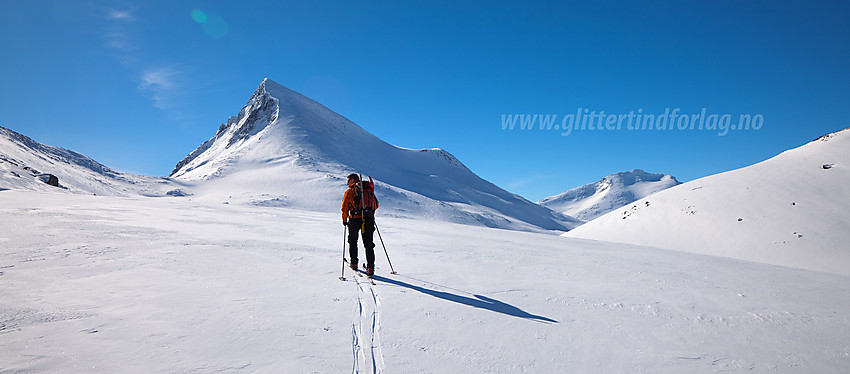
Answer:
[2, 191, 849, 373]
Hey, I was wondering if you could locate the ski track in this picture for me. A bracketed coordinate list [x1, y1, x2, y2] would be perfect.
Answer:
[351, 272, 385, 374]
[351, 300, 362, 374]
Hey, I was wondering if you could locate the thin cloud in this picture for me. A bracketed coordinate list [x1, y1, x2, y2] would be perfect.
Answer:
[141, 67, 178, 90]
[99, 7, 185, 111]
[103, 31, 136, 52]
[102, 8, 137, 57]
[106, 9, 134, 21]
[140, 67, 183, 109]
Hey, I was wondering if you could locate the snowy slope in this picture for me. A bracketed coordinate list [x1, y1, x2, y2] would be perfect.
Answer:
[539, 169, 680, 222]
[566, 128, 850, 275]
[1, 190, 848, 373]
[0, 126, 176, 196]
[171, 79, 579, 232]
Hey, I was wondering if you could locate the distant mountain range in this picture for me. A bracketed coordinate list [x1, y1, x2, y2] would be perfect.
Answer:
[3, 78, 847, 257]
[566, 128, 850, 275]
[0, 79, 584, 232]
[0, 126, 174, 196]
[538, 169, 680, 222]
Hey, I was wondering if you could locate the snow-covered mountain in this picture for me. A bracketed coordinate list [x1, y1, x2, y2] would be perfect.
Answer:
[566, 128, 850, 275]
[171, 78, 580, 232]
[538, 169, 680, 222]
[0, 126, 175, 196]
[3, 87, 849, 372]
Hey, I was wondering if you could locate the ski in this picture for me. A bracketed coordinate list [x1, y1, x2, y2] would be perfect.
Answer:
[356, 268, 375, 285]
[361, 264, 376, 284]
[343, 259, 371, 283]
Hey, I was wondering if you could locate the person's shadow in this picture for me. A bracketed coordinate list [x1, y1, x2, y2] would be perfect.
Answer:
[371, 275, 557, 324]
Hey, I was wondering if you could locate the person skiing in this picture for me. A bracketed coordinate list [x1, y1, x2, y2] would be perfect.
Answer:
[342, 173, 379, 276]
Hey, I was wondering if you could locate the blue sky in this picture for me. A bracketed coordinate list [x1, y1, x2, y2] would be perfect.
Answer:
[2, 1, 848, 201]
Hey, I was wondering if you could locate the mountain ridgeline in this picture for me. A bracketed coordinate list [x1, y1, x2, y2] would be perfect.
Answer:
[169, 79, 581, 232]
[539, 170, 681, 222]
[0, 126, 172, 196]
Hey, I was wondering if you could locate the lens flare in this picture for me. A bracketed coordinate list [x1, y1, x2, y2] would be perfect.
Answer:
[192, 10, 228, 38]
[191, 9, 207, 24]
[202, 14, 228, 38]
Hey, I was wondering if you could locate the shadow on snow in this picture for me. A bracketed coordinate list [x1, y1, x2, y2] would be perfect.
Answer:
[371, 274, 557, 324]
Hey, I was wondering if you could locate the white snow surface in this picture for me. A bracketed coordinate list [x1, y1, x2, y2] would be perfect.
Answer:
[0, 127, 177, 197]
[1, 190, 849, 373]
[538, 169, 681, 222]
[169, 79, 579, 232]
[566, 128, 850, 276]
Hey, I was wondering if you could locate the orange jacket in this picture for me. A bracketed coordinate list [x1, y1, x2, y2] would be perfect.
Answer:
[341, 186, 379, 221]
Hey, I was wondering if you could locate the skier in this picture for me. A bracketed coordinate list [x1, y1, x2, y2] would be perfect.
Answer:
[342, 173, 379, 276]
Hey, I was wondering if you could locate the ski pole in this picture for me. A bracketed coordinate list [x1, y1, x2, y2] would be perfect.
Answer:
[340, 225, 347, 281]
[374, 222, 396, 274]
[359, 174, 366, 234]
